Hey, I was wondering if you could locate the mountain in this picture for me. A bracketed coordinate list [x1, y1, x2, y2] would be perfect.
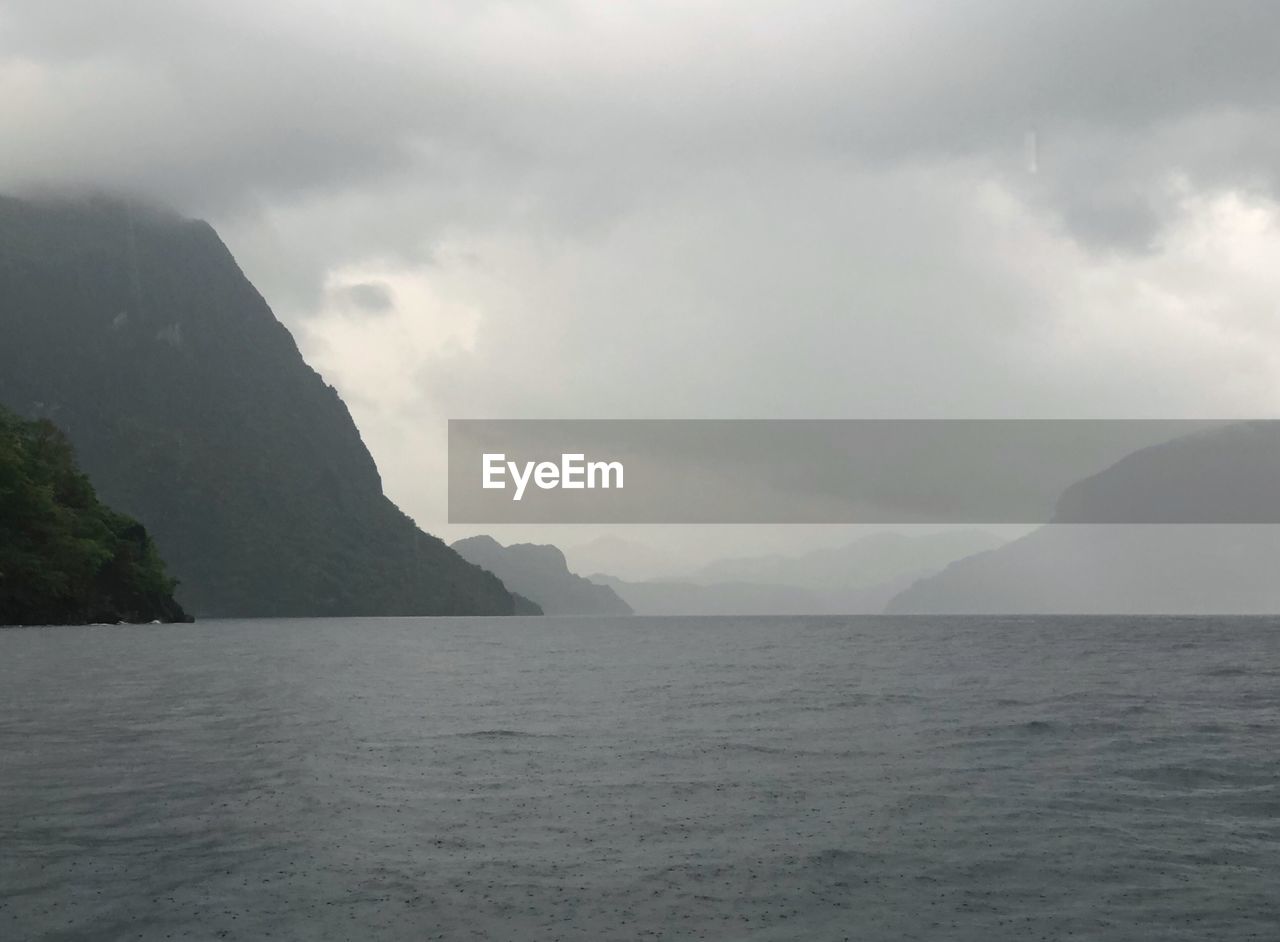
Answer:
[0, 404, 189, 625]
[561, 535, 689, 582]
[1052, 421, 1280, 524]
[589, 529, 1003, 615]
[594, 571, 922, 616]
[452, 536, 632, 615]
[592, 573, 823, 616]
[0, 194, 522, 617]
[688, 529, 1005, 591]
[888, 423, 1280, 614]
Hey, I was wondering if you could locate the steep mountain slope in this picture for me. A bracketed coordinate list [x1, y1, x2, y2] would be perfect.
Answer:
[0, 194, 519, 617]
[453, 536, 632, 615]
[888, 423, 1280, 614]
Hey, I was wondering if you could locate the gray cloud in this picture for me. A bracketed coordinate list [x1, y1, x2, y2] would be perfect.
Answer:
[6, 2, 1280, 225]
[332, 281, 395, 316]
[4, 0, 1280, 555]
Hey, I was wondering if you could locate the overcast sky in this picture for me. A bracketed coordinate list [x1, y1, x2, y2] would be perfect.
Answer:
[4, 1, 1280, 568]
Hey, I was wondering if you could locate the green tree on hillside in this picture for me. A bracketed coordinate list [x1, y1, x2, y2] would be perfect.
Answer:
[0, 405, 189, 625]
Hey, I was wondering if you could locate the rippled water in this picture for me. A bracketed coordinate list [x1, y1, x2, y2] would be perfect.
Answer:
[2, 615, 1278, 940]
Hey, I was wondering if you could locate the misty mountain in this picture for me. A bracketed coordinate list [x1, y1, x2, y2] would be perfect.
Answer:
[0, 195, 522, 617]
[589, 574, 815, 616]
[453, 536, 632, 615]
[591, 573, 914, 616]
[561, 535, 690, 582]
[688, 529, 1005, 591]
[1052, 422, 1280, 524]
[591, 529, 1002, 615]
[888, 423, 1280, 614]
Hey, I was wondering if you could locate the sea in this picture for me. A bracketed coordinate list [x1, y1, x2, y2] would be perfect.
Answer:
[1, 615, 1277, 941]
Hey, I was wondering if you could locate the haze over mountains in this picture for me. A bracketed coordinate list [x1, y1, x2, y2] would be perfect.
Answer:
[452, 536, 631, 616]
[592, 530, 1005, 615]
[561, 536, 691, 583]
[454, 529, 1005, 616]
[6, 197, 1279, 620]
[688, 531, 1004, 591]
[591, 574, 835, 617]
[0, 195, 524, 617]
[425, 421, 1280, 618]
[888, 423, 1280, 614]
[576, 427, 1280, 617]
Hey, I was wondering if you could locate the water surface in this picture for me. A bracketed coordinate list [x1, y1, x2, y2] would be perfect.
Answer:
[2, 615, 1277, 940]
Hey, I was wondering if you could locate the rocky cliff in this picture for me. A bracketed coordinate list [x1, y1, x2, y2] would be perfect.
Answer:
[0, 195, 520, 617]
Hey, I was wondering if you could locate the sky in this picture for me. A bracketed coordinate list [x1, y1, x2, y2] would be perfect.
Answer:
[4, 0, 1280, 571]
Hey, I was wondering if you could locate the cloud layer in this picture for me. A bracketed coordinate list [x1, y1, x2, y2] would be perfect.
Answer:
[4, 1, 1280, 552]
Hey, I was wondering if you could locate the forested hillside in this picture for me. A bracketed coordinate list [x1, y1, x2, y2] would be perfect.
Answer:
[0, 405, 189, 625]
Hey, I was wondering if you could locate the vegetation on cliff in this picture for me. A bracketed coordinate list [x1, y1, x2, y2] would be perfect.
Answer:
[0, 405, 189, 625]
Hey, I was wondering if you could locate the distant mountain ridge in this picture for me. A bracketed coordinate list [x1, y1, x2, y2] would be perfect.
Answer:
[889, 423, 1280, 614]
[561, 535, 693, 582]
[688, 530, 1004, 590]
[0, 194, 521, 617]
[452, 535, 631, 615]
[596, 571, 926, 616]
[594, 530, 1004, 615]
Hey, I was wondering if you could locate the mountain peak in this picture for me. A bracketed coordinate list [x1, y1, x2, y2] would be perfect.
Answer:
[0, 195, 522, 617]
